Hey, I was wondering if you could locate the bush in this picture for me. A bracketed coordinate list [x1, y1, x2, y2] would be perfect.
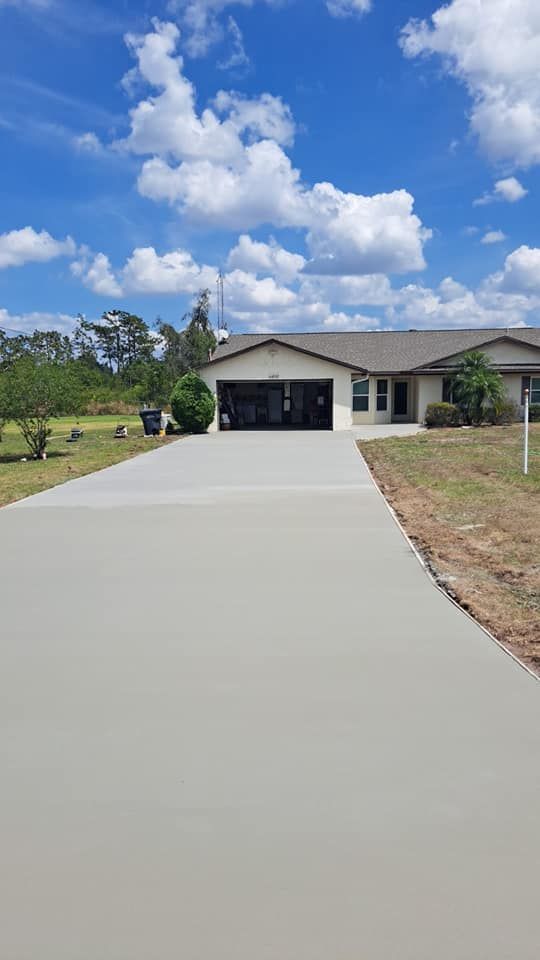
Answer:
[488, 398, 519, 425]
[529, 404, 540, 422]
[170, 371, 215, 434]
[424, 402, 461, 428]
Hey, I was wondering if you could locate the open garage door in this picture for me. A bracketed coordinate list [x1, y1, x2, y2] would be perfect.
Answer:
[217, 380, 333, 430]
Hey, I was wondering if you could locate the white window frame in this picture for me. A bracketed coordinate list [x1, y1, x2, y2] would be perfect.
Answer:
[352, 378, 369, 413]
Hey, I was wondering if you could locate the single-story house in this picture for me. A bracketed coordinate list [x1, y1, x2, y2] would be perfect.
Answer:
[199, 327, 540, 432]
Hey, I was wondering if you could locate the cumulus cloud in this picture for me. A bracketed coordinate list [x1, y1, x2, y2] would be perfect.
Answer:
[321, 311, 379, 330]
[227, 235, 305, 283]
[481, 230, 506, 245]
[400, 0, 540, 169]
[326, 0, 371, 17]
[488, 245, 540, 295]
[0, 227, 75, 269]
[116, 20, 430, 275]
[0, 306, 77, 335]
[304, 184, 431, 275]
[474, 176, 528, 206]
[122, 247, 216, 294]
[71, 249, 122, 297]
[388, 277, 531, 330]
[299, 273, 394, 307]
[68, 237, 540, 333]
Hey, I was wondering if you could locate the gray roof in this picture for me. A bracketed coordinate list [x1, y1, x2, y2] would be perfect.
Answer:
[208, 328, 540, 374]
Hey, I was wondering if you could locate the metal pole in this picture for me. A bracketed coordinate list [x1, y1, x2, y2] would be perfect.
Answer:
[524, 388, 529, 476]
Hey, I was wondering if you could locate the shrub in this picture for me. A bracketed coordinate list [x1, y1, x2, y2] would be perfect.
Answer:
[424, 402, 461, 428]
[170, 371, 215, 434]
[529, 404, 540, 422]
[488, 398, 519, 425]
[451, 351, 505, 424]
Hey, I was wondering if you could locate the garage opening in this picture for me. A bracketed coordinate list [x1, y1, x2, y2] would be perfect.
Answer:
[217, 380, 333, 430]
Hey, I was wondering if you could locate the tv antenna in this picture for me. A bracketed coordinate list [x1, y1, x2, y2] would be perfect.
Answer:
[216, 270, 229, 344]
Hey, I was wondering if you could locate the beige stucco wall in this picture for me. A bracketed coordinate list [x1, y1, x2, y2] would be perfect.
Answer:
[200, 344, 356, 431]
[434, 340, 540, 367]
[416, 372, 525, 421]
[417, 375, 443, 422]
[502, 374, 525, 407]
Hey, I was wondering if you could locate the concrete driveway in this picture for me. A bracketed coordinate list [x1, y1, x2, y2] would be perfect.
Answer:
[1, 431, 539, 960]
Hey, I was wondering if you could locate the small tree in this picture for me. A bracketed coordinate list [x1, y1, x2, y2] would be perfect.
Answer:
[3, 359, 82, 458]
[170, 371, 216, 434]
[451, 351, 506, 425]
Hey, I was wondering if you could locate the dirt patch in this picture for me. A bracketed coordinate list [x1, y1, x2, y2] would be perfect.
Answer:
[359, 425, 540, 673]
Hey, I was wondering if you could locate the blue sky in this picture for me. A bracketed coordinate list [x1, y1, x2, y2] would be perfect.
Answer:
[1, 0, 540, 335]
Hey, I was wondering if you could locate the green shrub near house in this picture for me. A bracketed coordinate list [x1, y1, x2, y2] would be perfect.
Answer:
[529, 404, 540, 422]
[425, 402, 461, 428]
[170, 371, 216, 434]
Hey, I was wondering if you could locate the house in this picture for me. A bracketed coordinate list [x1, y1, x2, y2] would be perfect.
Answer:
[199, 327, 540, 431]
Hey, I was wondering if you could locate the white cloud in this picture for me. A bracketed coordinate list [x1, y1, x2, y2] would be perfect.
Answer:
[218, 16, 250, 71]
[326, 0, 371, 18]
[138, 139, 307, 230]
[119, 21, 430, 274]
[321, 311, 379, 330]
[213, 89, 295, 146]
[488, 245, 540, 295]
[0, 227, 75, 269]
[227, 235, 305, 283]
[71, 250, 122, 297]
[73, 131, 103, 153]
[494, 177, 528, 202]
[168, 0, 284, 58]
[299, 273, 394, 307]
[122, 247, 216, 294]
[388, 277, 532, 330]
[474, 176, 528, 206]
[304, 184, 431, 275]
[0, 307, 77, 335]
[401, 0, 540, 169]
[481, 230, 506, 245]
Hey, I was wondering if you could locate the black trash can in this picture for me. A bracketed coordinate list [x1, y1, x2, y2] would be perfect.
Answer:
[139, 408, 162, 437]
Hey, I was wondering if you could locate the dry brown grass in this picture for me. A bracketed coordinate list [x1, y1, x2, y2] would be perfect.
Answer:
[359, 424, 540, 672]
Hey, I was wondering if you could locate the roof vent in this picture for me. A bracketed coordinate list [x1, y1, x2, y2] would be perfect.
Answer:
[217, 328, 230, 345]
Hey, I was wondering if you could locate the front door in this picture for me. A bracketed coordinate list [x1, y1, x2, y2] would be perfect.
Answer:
[393, 381, 409, 420]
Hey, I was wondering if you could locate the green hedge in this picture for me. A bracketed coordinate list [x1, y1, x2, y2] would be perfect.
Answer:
[170, 371, 215, 434]
[424, 402, 461, 428]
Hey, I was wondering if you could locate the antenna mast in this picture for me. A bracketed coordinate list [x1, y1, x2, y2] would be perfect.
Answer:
[216, 270, 225, 331]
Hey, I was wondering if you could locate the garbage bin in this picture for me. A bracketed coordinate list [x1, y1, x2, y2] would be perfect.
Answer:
[139, 408, 162, 437]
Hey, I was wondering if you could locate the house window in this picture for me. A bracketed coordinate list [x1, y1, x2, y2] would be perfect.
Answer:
[353, 379, 369, 412]
[376, 379, 388, 412]
[521, 376, 540, 404]
[442, 377, 455, 403]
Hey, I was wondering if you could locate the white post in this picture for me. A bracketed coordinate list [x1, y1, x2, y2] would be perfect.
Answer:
[524, 388, 529, 476]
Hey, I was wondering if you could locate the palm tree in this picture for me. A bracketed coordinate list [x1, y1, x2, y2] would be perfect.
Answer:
[451, 351, 506, 425]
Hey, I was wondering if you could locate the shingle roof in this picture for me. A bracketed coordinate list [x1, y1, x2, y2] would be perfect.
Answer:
[208, 328, 540, 374]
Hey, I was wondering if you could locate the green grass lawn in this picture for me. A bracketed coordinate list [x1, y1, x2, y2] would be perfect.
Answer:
[0, 415, 179, 507]
[359, 423, 540, 669]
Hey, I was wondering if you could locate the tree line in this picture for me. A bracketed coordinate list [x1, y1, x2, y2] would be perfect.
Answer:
[0, 290, 217, 457]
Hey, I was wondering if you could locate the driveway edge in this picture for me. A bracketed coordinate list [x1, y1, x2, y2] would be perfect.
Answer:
[352, 437, 539, 684]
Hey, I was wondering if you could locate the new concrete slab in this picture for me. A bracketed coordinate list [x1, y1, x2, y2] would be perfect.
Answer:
[1, 431, 539, 959]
